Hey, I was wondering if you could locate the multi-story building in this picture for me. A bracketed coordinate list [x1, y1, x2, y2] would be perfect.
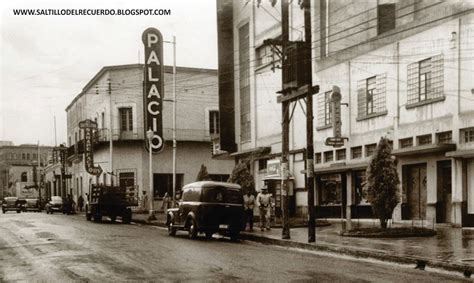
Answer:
[0, 142, 53, 199]
[54, 64, 234, 207]
[216, 0, 474, 227]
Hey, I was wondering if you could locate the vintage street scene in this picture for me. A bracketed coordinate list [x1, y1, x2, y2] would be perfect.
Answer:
[1, 0, 474, 282]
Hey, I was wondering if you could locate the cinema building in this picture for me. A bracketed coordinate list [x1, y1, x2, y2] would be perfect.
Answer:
[53, 64, 234, 207]
[216, 0, 474, 226]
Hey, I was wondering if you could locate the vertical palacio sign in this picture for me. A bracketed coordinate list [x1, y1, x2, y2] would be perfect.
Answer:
[142, 27, 165, 153]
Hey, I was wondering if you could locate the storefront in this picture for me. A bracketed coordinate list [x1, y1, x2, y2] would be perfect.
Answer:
[263, 159, 295, 217]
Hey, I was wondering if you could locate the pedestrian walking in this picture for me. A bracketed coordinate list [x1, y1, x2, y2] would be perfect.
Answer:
[77, 195, 84, 212]
[161, 192, 171, 212]
[256, 186, 274, 231]
[243, 191, 255, 231]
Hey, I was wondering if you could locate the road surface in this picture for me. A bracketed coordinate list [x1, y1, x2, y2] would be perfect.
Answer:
[0, 212, 468, 282]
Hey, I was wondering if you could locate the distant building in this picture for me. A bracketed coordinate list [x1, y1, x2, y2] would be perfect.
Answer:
[216, 0, 474, 227]
[0, 143, 53, 199]
[51, 64, 234, 208]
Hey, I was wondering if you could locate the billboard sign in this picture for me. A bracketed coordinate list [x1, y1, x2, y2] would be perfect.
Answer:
[142, 27, 165, 153]
[79, 119, 103, 176]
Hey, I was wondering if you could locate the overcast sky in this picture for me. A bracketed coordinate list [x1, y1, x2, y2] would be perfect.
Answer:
[0, 0, 217, 146]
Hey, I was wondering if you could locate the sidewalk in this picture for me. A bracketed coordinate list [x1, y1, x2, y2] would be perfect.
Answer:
[131, 212, 474, 276]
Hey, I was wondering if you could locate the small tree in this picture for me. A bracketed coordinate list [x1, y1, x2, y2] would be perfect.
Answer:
[365, 137, 399, 229]
[228, 161, 255, 194]
[196, 164, 211, 181]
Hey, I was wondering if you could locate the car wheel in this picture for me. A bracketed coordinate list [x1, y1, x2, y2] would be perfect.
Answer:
[110, 215, 117, 223]
[168, 221, 177, 236]
[229, 230, 240, 242]
[188, 218, 198, 239]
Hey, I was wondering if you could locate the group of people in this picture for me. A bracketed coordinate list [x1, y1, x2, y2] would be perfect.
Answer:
[243, 185, 274, 232]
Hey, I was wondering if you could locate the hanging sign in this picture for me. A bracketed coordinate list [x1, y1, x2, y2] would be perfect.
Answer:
[79, 119, 103, 176]
[142, 27, 165, 153]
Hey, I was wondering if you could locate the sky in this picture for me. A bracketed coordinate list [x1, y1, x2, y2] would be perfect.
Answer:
[0, 0, 218, 146]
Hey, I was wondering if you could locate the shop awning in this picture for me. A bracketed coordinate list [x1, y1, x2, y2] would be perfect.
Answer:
[392, 143, 456, 157]
[229, 146, 271, 158]
[446, 149, 474, 159]
[314, 162, 368, 175]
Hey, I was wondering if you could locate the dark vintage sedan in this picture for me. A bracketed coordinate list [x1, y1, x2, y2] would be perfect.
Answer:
[25, 198, 41, 212]
[2, 197, 21, 214]
[45, 196, 63, 214]
[166, 181, 244, 240]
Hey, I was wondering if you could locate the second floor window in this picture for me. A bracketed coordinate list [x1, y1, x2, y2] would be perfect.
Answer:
[119, 108, 133, 131]
[407, 55, 444, 106]
[209, 110, 220, 135]
[21, 172, 27, 182]
[357, 74, 387, 119]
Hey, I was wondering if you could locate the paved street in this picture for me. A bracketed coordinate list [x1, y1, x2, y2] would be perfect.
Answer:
[0, 212, 469, 282]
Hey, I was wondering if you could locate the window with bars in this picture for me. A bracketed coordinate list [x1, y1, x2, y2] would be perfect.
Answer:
[436, 131, 452, 144]
[209, 110, 220, 135]
[357, 73, 387, 119]
[256, 44, 277, 68]
[365, 144, 377, 157]
[461, 128, 474, 143]
[407, 55, 444, 106]
[317, 91, 332, 127]
[258, 158, 268, 171]
[399, 137, 413, 148]
[417, 134, 432, 146]
[351, 146, 362, 159]
[324, 151, 333, 163]
[336, 149, 346, 161]
[119, 108, 133, 131]
[239, 23, 251, 142]
[315, 153, 322, 164]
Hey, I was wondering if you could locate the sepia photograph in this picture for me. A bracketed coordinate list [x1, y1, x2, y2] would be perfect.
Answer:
[1, 0, 474, 281]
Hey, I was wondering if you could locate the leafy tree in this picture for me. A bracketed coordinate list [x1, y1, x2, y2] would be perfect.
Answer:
[196, 164, 211, 181]
[365, 137, 400, 229]
[228, 161, 255, 194]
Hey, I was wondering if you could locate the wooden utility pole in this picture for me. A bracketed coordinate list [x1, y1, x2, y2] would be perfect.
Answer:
[304, 0, 316, 243]
[280, 0, 291, 240]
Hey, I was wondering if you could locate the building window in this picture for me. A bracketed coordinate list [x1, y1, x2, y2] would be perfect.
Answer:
[153, 174, 184, 199]
[461, 128, 474, 143]
[256, 44, 276, 68]
[315, 153, 322, 164]
[318, 174, 342, 205]
[336, 149, 346, 161]
[365, 144, 377, 157]
[33, 153, 37, 160]
[351, 146, 362, 159]
[317, 91, 332, 127]
[324, 151, 333, 163]
[119, 108, 133, 131]
[26, 153, 30, 160]
[407, 55, 444, 106]
[239, 23, 251, 142]
[399, 137, 413, 148]
[377, 4, 396, 35]
[21, 172, 27, 182]
[417, 134, 432, 146]
[209, 110, 220, 135]
[436, 131, 452, 144]
[357, 74, 387, 119]
[354, 170, 368, 204]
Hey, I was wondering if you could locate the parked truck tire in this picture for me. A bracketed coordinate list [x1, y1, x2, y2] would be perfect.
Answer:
[122, 208, 132, 224]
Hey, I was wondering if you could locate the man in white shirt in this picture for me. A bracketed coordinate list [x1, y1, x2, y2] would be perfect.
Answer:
[243, 191, 255, 231]
[256, 186, 274, 231]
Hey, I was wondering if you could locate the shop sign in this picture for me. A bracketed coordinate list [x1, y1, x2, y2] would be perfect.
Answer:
[266, 159, 281, 178]
[142, 27, 165, 153]
[79, 119, 103, 176]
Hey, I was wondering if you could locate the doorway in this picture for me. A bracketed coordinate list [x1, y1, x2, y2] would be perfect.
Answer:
[436, 160, 452, 223]
[403, 163, 427, 220]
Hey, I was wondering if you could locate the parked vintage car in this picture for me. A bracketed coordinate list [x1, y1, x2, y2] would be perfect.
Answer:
[45, 196, 63, 214]
[17, 198, 27, 212]
[2, 197, 21, 214]
[166, 181, 244, 240]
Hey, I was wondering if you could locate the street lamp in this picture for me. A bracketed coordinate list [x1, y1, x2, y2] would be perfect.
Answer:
[146, 128, 156, 220]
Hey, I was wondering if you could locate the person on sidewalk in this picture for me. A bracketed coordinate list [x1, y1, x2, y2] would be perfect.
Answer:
[243, 191, 255, 231]
[161, 192, 171, 212]
[256, 186, 274, 231]
[77, 195, 84, 212]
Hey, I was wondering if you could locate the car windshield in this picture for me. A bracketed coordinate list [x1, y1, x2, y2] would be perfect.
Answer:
[202, 186, 242, 204]
[51, 196, 62, 203]
[4, 197, 17, 204]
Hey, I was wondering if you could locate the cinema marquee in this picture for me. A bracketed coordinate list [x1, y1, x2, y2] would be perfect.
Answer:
[142, 27, 165, 153]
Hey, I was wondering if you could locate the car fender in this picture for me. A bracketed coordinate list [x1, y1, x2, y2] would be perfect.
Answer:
[186, 212, 197, 228]
[166, 211, 175, 225]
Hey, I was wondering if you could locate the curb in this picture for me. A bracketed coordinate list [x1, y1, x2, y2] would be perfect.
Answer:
[240, 233, 473, 277]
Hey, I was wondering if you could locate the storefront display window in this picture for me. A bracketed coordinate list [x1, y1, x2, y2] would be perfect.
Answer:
[354, 171, 368, 205]
[319, 174, 342, 205]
